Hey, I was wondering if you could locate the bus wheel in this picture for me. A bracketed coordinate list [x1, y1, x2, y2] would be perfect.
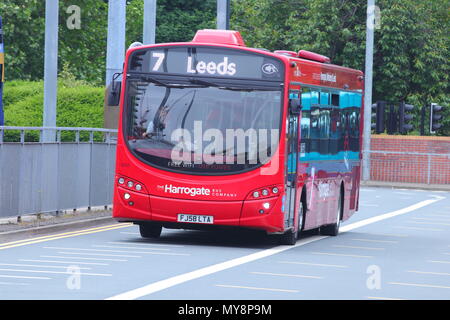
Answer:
[320, 190, 342, 237]
[139, 223, 162, 239]
[278, 229, 298, 245]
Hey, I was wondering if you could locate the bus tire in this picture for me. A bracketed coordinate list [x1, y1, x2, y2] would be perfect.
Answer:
[279, 229, 298, 245]
[139, 223, 162, 239]
[320, 188, 343, 237]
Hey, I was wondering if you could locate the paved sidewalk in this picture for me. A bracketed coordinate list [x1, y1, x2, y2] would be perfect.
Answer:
[0, 209, 115, 242]
[361, 180, 450, 192]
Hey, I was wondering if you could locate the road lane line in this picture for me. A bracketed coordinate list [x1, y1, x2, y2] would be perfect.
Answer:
[20, 259, 109, 266]
[277, 261, 349, 268]
[413, 217, 450, 222]
[427, 260, 450, 265]
[311, 252, 373, 258]
[44, 246, 171, 253]
[0, 282, 30, 286]
[363, 232, 408, 238]
[331, 244, 385, 251]
[0, 263, 91, 270]
[340, 197, 444, 233]
[0, 224, 133, 250]
[215, 284, 299, 293]
[389, 282, 450, 289]
[426, 214, 450, 218]
[250, 271, 323, 279]
[0, 268, 112, 277]
[407, 270, 450, 277]
[392, 226, 443, 232]
[40, 255, 127, 262]
[57, 251, 142, 258]
[93, 245, 172, 251]
[407, 221, 450, 226]
[0, 274, 51, 280]
[106, 197, 443, 300]
[367, 296, 406, 300]
[106, 241, 185, 248]
[0, 224, 123, 246]
[350, 238, 398, 244]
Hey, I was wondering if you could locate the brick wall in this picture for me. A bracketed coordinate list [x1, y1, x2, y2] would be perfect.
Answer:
[369, 135, 450, 184]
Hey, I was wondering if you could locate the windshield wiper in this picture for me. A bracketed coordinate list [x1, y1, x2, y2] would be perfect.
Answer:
[129, 74, 205, 88]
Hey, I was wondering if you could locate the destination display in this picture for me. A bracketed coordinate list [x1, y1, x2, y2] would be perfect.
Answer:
[128, 46, 284, 81]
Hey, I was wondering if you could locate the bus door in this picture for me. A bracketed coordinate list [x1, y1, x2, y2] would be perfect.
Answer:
[284, 90, 300, 229]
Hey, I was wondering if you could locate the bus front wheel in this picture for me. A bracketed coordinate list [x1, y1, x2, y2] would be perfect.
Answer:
[139, 223, 162, 239]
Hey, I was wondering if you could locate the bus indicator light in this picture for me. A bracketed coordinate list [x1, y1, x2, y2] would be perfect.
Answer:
[253, 191, 260, 198]
[118, 178, 125, 185]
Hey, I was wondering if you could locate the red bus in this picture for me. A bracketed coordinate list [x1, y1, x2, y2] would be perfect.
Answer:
[112, 29, 364, 245]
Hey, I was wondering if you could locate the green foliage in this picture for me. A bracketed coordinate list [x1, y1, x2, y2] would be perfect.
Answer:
[231, 0, 449, 135]
[0, 0, 448, 135]
[3, 80, 104, 141]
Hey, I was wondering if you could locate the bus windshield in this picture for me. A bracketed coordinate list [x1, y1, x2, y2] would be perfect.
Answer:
[124, 77, 282, 175]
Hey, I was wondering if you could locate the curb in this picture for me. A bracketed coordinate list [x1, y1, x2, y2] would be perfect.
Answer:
[0, 216, 117, 243]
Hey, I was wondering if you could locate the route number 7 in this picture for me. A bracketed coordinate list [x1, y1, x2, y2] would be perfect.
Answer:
[152, 52, 165, 71]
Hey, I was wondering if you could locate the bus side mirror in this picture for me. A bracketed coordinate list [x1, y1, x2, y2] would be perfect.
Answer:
[289, 99, 301, 115]
[107, 80, 122, 106]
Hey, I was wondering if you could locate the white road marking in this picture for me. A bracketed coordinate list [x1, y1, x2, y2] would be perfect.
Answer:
[340, 197, 444, 233]
[215, 284, 299, 293]
[20, 259, 109, 266]
[350, 238, 398, 244]
[413, 217, 450, 222]
[0, 281, 30, 286]
[389, 282, 450, 289]
[426, 214, 450, 218]
[106, 241, 185, 248]
[0, 274, 51, 280]
[311, 252, 373, 258]
[0, 263, 91, 270]
[250, 271, 323, 279]
[392, 226, 443, 232]
[106, 197, 443, 300]
[367, 296, 406, 300]
[428, 260, 450, 265]
[120, 232, 140, 235]
[92, 245, 171, 251]
[363, 232, 409, 238]
[44, 246, 169, 253]
[40, 255, 126, 262]
[277, 261, 349, 268]
[407, 270, 450, 277]
[408, 221, 450, 226]
[0, 268, 112, 277]
[393, 192, 414, 196]
[57, 251, 142, 258]
[331, 244, 385, 251]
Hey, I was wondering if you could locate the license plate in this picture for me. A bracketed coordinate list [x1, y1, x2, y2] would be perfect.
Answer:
[177, 214, 214, 224]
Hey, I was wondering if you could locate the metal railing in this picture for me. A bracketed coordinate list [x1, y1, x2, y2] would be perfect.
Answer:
[366, 150, 450, 185]
[0, 126, 118, 218]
